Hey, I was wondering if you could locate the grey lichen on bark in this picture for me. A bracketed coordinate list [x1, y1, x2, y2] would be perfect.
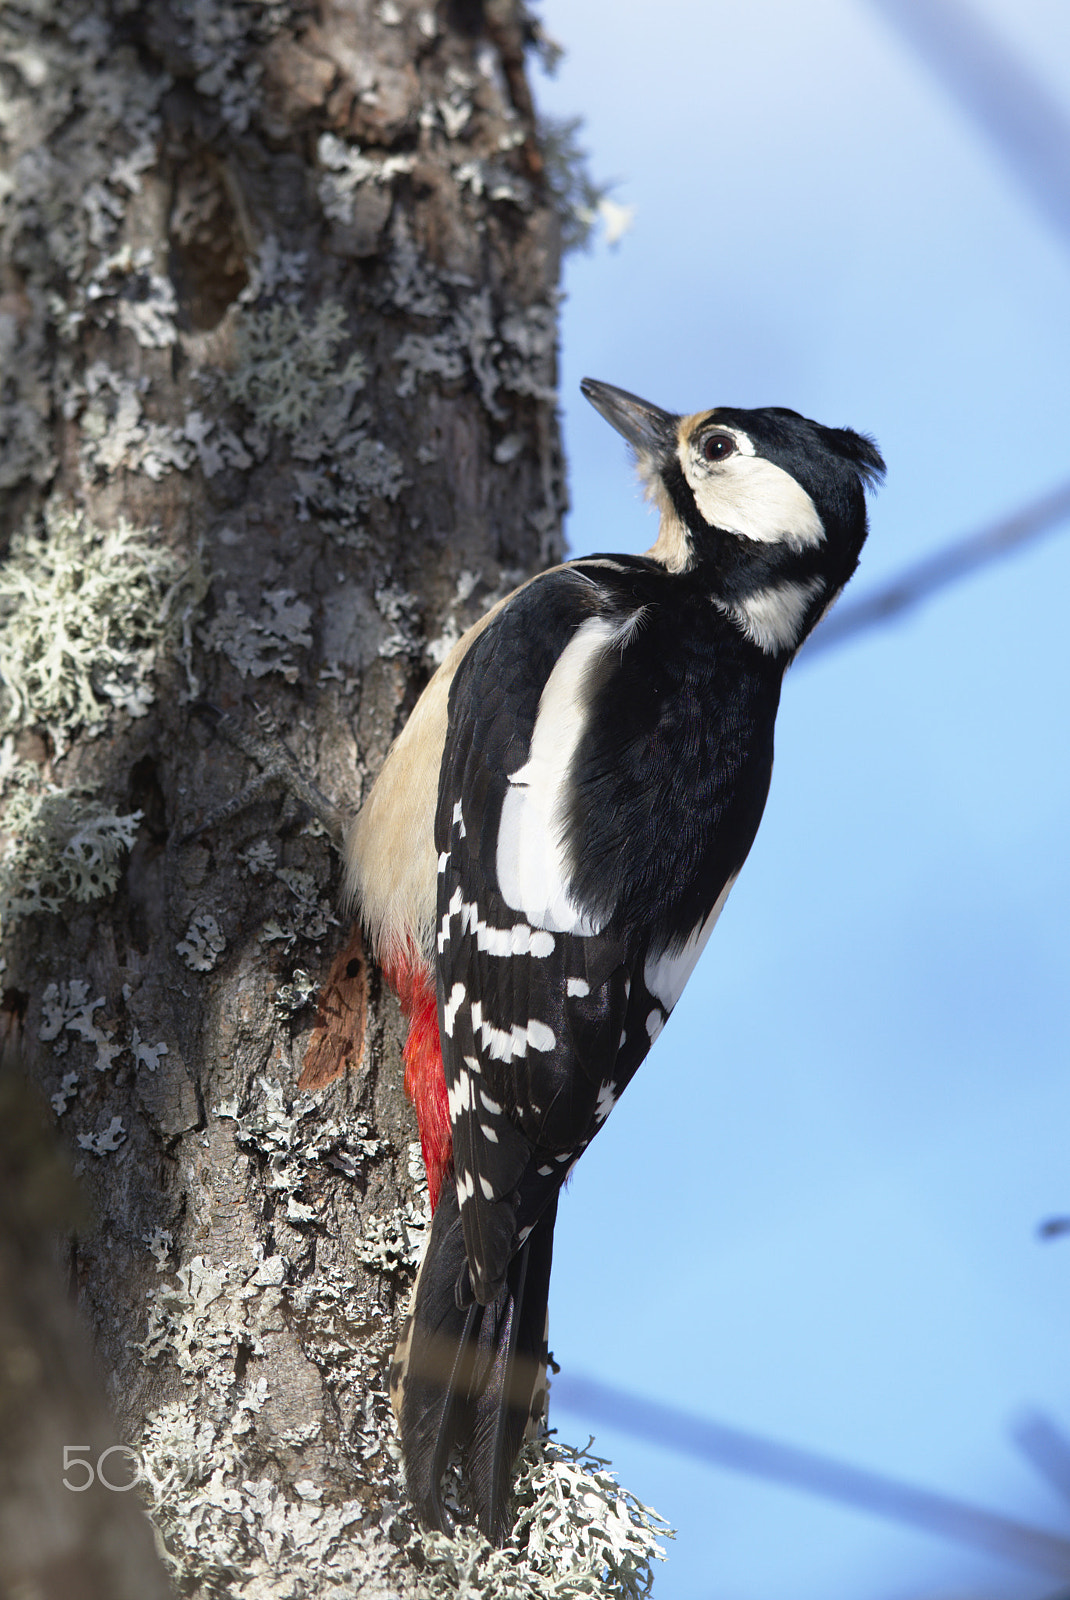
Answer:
[0, 1, 670, 1594]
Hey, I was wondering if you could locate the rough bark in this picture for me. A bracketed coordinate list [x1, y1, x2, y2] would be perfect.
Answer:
[0, 1, 566, 1592]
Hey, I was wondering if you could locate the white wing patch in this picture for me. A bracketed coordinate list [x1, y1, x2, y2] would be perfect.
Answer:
[643, 872, 739, 1013]
[496, 614, 632, 935]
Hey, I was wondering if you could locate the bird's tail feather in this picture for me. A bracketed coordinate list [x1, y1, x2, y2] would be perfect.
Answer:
[397, 1182, 556, 1544]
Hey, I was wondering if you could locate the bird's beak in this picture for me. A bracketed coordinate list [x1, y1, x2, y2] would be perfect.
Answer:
[580, 379, 679, 460]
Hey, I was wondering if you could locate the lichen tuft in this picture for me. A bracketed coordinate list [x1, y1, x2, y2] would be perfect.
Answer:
[0, 503, 198, 750]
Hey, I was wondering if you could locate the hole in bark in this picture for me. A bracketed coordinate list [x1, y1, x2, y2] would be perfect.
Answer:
[1, 987, 28, 1021]
[129, 755, 168, 844]
[169, 150, 250, 331]
[126, 756, 169, 952]
[448, 0, 485, 36]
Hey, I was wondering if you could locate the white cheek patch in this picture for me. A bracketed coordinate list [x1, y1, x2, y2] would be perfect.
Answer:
[724, 576, 826, 655]
[643, 873, 739, 1012]
[683, 446, 825, 550]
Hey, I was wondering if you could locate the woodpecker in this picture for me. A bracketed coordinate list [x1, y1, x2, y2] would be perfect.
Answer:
[346, 380, 884, 1543]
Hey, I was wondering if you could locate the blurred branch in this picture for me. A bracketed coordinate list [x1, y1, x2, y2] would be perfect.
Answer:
[803, 479, 1070, 657]
[867, 0, 1070, 248]
[1014, 1413, 1070, 1508]
[553, 1372, 1070, 1579]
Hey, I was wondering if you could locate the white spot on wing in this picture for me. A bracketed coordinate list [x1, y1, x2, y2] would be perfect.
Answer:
[469, 1000, 556, 1063]
[446, 1066, 472, 1124]
[646, 1008, 665, 1043]
[594, 1082, 617, 1122]
[526, 1019, 555, 1053]
[443, 982, 466, 1037]
[479, 1174, 495, 1200]
[644, 873, 739, 1012]
[566, 977, 590, 997]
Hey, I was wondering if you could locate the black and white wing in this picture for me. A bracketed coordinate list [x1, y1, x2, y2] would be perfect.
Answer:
[434, 564, 657, 1307]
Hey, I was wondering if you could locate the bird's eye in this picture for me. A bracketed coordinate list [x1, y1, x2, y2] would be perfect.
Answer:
[702, 433, 736, 463]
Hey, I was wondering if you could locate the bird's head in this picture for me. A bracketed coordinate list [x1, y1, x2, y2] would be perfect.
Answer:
[581, 377, 885, 656]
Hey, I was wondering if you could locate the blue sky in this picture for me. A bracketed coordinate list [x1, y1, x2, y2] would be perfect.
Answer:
[530, 3, 1070, 1596]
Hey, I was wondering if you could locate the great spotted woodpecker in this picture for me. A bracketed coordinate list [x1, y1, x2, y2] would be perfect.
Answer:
[345, 379, 884, 1543]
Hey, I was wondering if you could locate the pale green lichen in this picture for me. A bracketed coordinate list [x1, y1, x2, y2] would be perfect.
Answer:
[77, 1114, 127, 1155]
[79, 361, 195, 481]
[132, 1025, 170, 1072]
[273, 966, 317, 1017]
[253, 861, 339, 952]
[374, 583, 422, 661]
[133, 1076, 669, 1598]
[358, 1199, 429, 1275]
[132, 1175, 409, 1595]
[0, 9, 169, 291]
[0, 503, 198, 750]
[38, 977, 165, 1076]
[145, 1227, 175, 1271]
[237, 235, 307, 306]
[35, 978, 168, 1152]
[198, 587, 312, 682]
[164, 0, 291, 134]
[0, 292, 55, 492]
[176, 910, 226, 972]
[50, 1070, 79, 1116]
[226, 301, 366, 434]
[218, 1075, 383, 1209]
[55, 245, 178, 348]
[137, 1383, 399, 1600]
[224, 296, 406, 541]
[237, 837, 278, 875]
[317, 131, 416, 224]
[404, 1438, 672, 1600]
[39, 977, 106, 1049]
[181, 409, 254, 478]
[393, 289, 556, 417]
[0, 763, 142, 928]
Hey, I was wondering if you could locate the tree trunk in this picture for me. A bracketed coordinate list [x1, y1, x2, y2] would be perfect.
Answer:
[0, 0, 567, 1591]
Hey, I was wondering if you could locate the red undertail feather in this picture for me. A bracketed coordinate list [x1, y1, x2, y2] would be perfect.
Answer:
[381, 950, 450, 1212]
